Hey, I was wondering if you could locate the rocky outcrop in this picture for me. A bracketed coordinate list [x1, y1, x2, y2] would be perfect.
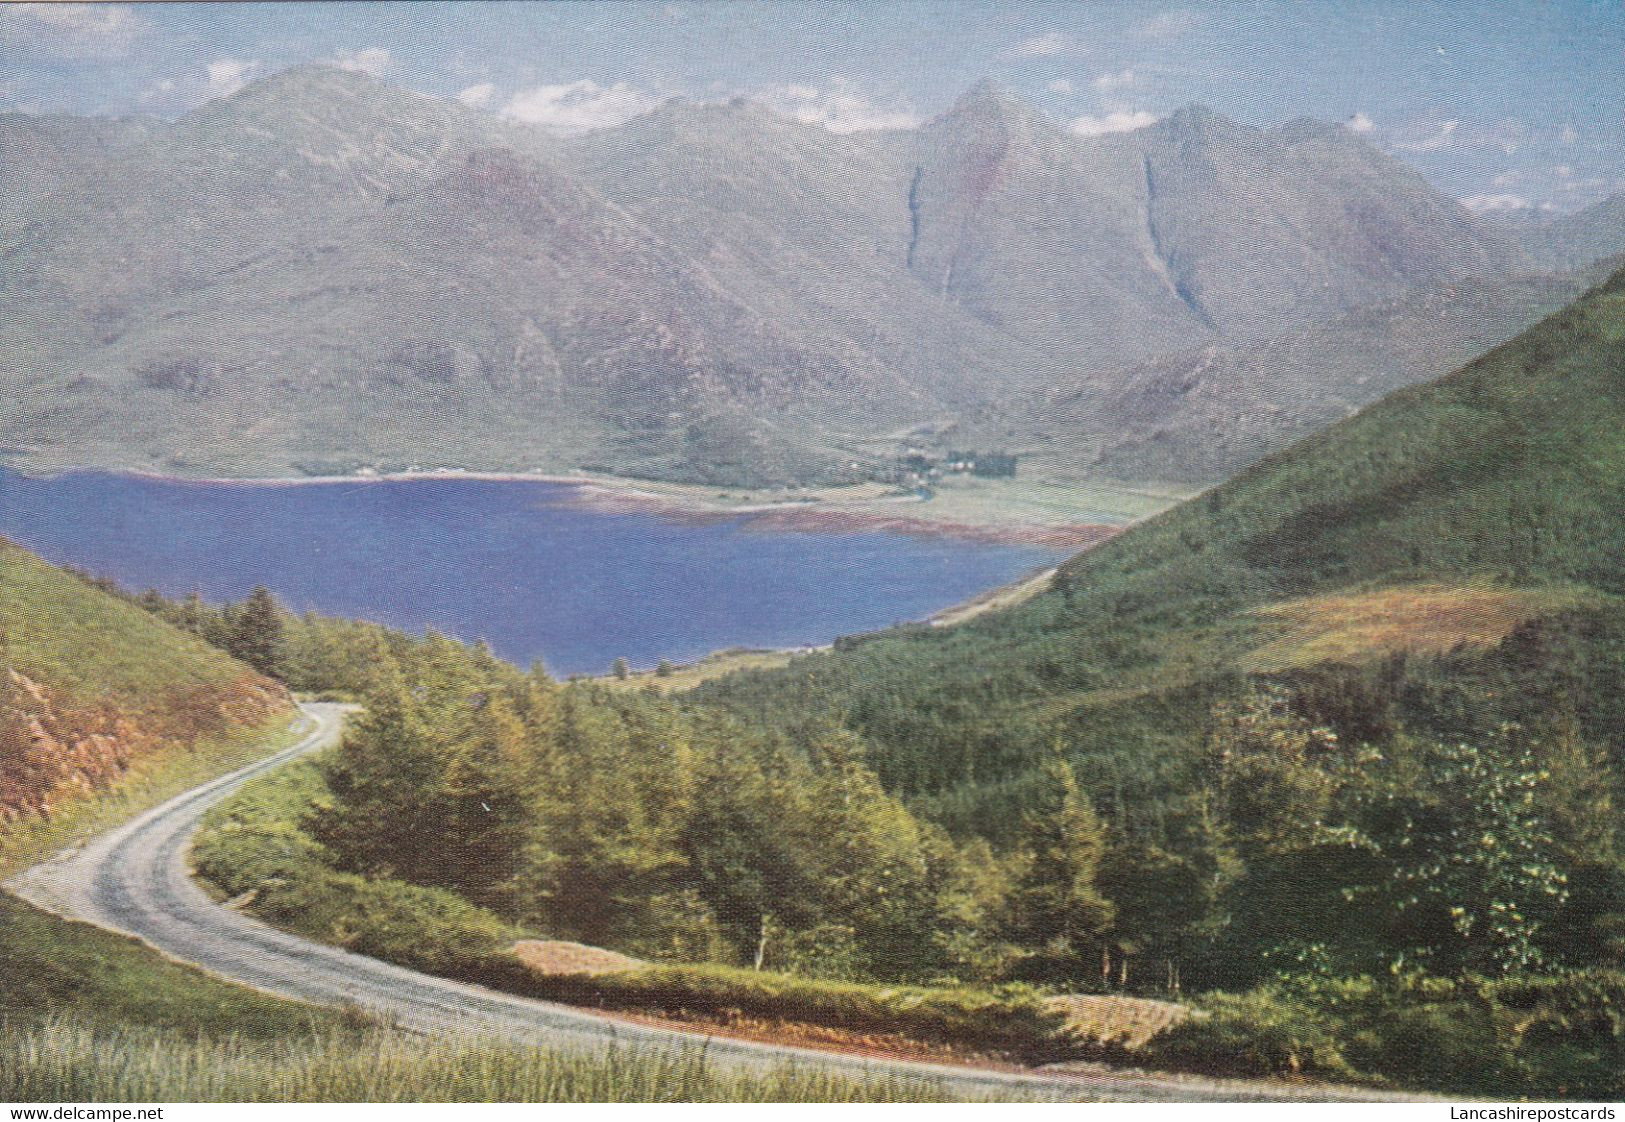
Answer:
[0, 669, 288, 825]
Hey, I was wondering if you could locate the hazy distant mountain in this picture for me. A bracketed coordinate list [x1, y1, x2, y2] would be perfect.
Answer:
[903, 88, 1529, 360]
[990, 257, 1620, 485]
[0, 65, 1614, 485]
[1528, 191, 1625, 269]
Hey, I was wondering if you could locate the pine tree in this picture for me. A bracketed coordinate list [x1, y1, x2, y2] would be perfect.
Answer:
[229, 586, 286, 679]
[437, 691, 532, 908]
[1003, 742, 1115, 983]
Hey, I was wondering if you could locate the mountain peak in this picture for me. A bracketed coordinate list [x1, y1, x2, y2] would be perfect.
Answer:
[1276, 115, 1343, 143]
[934, 78, 1052, 138]
[224, 63, 389, 105]
[949, 78, 1034, 118]
[1164, 103, 1238, 129]
[1150, 102, 1256, 146]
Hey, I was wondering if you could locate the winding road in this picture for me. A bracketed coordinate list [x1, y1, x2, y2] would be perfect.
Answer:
[6, 702, 1428, 1102]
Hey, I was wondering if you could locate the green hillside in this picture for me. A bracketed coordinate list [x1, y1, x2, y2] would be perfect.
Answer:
[699, 267, 1625, 1018]
[0, 539, 277, 709]
[707, 265, 1625, 789]
[0, 539, 292, 863]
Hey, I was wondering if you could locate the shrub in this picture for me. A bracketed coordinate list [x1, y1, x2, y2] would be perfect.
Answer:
[1145, 971, 1625, 1098]
[501, 961, 1067, 1061]
[1145, 986, 1357, 1081]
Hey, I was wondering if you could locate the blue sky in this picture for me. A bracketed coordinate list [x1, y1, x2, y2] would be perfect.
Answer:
[2, 0, 1622, 212]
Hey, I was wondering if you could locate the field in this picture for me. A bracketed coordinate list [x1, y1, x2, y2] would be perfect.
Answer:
[598, 648, 800, 693]
[1242, 582, 1598, 672]
[567, 471, 1185, 538]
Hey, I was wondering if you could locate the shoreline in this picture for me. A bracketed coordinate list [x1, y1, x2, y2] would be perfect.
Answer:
[597, 563, 1062, 692]
[21, 465, 1125, 548]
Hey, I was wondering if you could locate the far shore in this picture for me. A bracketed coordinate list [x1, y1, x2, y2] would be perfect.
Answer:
[38, 465, 1129, 548]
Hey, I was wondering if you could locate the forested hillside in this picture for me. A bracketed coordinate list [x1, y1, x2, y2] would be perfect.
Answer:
[89, 590, 1104, 988]
[698, 266, 1625, 994]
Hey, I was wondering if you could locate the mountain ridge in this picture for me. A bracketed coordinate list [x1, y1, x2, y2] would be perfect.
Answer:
[3, 66, 1621, 486]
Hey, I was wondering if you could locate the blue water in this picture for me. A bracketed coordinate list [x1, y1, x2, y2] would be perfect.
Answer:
[0, 471, 1065, 676]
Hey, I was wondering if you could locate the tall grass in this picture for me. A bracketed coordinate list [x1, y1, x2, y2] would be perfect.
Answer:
[0, 1017, 1056, 1103]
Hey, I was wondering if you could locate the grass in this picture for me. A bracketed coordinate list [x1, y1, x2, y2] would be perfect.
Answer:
[597, 648, 801, 694]
[0, 539, 253, 709]
[0, 1017, 1058, 1103]
[0, 892, 336, 1037]
[902, 473, 1189, 528]
[1241, 581, 1597, 673]
[509, 962, 1068, 1062]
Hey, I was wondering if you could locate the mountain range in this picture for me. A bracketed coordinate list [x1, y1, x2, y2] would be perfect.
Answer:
[3, 65, 1622, 485]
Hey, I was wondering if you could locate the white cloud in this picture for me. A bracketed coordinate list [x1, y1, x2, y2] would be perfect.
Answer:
[1014, 31, 1078, 57]
[1347, 111, 1374, 134]
[457, 82, 496, 108]
[1390, 116, 1527, 156]
[1560, 123, 1578, 144]
[1047, 79, 1074, 95]
[206, 58, 262, 99]
[1392, 118, 1458, 152]
[330, 47, 391, 77]
[756, 81, 921, 133]
[138, 57, 263, 113]
[1460, 193, 1533, 214]
[0, 3, 148, 59]
[1070, 109, 1160, 136]
[1091, 68, 1138, 92]
[502, 79, 659, 135]
[1136, 9, 1204, 38]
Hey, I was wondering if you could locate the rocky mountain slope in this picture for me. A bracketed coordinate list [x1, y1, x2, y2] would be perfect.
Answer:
[979, 254, 1622, 485]
[2, 65, 1620, 485]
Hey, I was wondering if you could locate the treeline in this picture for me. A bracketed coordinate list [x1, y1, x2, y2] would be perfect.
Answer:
[83, 573, 1625, 1002]
[704, 607, 1625, 990]
[84, 576, 1121, 985]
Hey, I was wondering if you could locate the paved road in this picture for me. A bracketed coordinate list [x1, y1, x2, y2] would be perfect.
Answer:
[6, 702, 1426, 1102]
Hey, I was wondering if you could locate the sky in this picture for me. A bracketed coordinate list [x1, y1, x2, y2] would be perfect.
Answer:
[2, 0, 1622, 213]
